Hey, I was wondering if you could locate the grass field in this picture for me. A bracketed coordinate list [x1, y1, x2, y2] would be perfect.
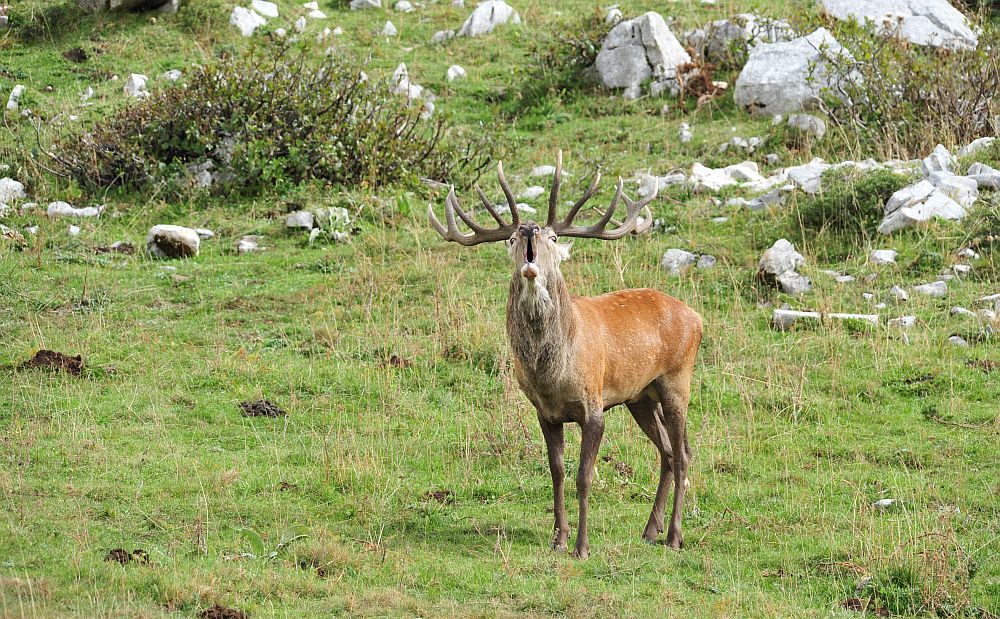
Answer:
[2, 1, 999, 617]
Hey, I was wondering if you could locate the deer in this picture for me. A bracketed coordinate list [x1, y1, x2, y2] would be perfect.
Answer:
[427, 152, 702, 558]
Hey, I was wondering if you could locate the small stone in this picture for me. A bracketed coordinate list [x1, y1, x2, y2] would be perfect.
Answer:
[124, 73, 149, 98]
[146, 224, 200, 259]
[432, 29, 455, 43]
[947, 335, 969, 347]
[889, 285, 909, 302]
[457, 0, 521, 37]
[446, 65, 467, 82]
[47, 201, 103, 218]
[951, 306, 976, 317]
[250, 0, 278, 18]
[161, 69, 183, 81]
[194, 228, 214, 239]
[230, 6, 267, 37]
[787, 114, 826, 139]
[872, 498, 896, 510]
[237, 235, 265, 254]
[0, 178, 26, 204]
[382, 21, 398, 36]
[519, 186, 545, 200]
[350, 0, 380, 8]
[696, 254, 717, 269]
[660, 249, 698, 274]
[67, 225, 81, 237]
[776, 271, 812, 295]
[887, 316, 916, 329]
[958, 137, 995, 157]
[394, 0, 414, 11]
[772, 308, 821, 330]
[678, 123, 693, 144]
[294, 16, 307, 32]
[869, 249, 898, 265]
[913, 280, 948, 297]
[6, 85, 25, 112]
[286, 210, 315, 229]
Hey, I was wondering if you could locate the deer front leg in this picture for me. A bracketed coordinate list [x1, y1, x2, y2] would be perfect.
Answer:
[538, 415, 569, 552]
[572, 412, 605, 559]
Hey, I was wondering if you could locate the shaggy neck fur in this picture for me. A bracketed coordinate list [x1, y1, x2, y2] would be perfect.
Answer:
[506, 267, 576, 379]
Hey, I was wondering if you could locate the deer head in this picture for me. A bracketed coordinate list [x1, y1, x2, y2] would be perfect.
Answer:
[428, 151, 659, 288]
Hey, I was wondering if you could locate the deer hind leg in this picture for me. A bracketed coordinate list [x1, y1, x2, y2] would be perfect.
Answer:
[626, 398, 674, 544]
[654, 376, 692, 550]
[537, 415, 570, 552]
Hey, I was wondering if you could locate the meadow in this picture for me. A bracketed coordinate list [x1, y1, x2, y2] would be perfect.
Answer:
[1, 0, 998, 617]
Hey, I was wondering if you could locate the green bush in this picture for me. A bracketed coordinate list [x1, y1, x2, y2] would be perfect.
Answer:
[46, 42, 502, 197]
[797, 168, 912, 236]
[822, 19, 1000, 159]
[505, 11, 612, 114]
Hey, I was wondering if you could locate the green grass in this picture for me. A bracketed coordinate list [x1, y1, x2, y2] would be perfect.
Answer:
[2, 1, 1000, 617]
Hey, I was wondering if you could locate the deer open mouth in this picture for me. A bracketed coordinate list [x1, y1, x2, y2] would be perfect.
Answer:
[525, 236, 535, 264]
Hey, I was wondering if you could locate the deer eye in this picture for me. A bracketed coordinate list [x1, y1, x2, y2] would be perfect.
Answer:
[508, 237, 516, 245]
[549, 235, 557, 242]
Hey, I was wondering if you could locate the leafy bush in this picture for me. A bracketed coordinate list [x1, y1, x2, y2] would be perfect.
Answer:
[506, 11, 612, 114]
[46, 43, 501, 197]
[797, 167, 912, 236]
[821, 19, 1000, 159]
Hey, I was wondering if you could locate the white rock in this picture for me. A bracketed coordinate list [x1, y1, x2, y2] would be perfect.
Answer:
[294, 16, 307, 32]
[888, 316, 916, 329]
[432, 30, 456, 43]
[124, 73, 149, 98]
[194, 228, 215, 239]
[951, 306, 976, 317]
[872, 498, 897, 509]
[734, 28, 850, 116]
[394, 0, 414, 11]
[81, 86, 95, 102]
[250, 0, 278, 17]
[947, 335, 969, 347]
[237, 235, 265, 254]
[661, 249, 699, 274]
[530, 165, 561, 177]
[6, 85, 25, 111]
[0, 178, 26, 204]
[760, 238, 805, 276]
[447, 65, 467, 82]
[933, 175, 978, 208]
[890, 285, 909, 302]
[230, 6, 267, 37]
[605, 7, 623, 24]
[878, 179, 968, 234]
[67, 224, 81, 237]
[785, 158, 830, 194]
[956, 247, 980, 260]
[922, 144, 956, 176]
[967, 163, 1000, 189]
[307, 8, 327, 19]
[678, 122, 693, 144]
[595, 12, 690, 96]
[382, 21, 398, 36]
[787, 114, 826, 139]
[457, 0, 521, 38]
[350, 0, 380, 7]
[161, 69, 183, 81]
[146, 224, 200, 258]
[913, 280, 948, 297]
[697, 254, 717, 269]
[819, 0, 977, 50]
[519, 186, 545, 200]
[777, 271, 813, 295]
[286, 210, 314, 229]
[47, 201, 102, 218]
[772, 308, 821, 330]
[870, 249, 898, 265]
[958, 137, 995, 158]
[638, 173, 685, 197]
[333, 26, 344, 35]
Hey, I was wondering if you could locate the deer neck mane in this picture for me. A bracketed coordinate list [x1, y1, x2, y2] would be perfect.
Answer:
[505, 267, 576, 378]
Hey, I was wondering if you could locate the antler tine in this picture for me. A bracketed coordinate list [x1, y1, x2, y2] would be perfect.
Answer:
[546, 150, 563, 227]
[475, 184, 508, 227]
[554, 176, 657, 240]
[427, 185, 516, 246]
[558, 171, 602, 228]
[497, 161, 520, 227]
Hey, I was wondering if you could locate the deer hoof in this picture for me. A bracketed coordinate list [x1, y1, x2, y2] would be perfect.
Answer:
[666, 532, 683, 550]
[570, 546, 589, 560]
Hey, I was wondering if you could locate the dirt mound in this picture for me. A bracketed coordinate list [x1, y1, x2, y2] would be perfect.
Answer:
[104, 548, 149, 565]
[423, 490, 455, 504]
[199, 604, 247, 619]
[63, 47, 88, 63]
[20, 350, 84, 375]
[238, 400, 286, 418]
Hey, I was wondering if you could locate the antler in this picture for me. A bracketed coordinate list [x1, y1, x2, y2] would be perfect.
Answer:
[547, 150, 657, 240]
[427, 161, 519, 246]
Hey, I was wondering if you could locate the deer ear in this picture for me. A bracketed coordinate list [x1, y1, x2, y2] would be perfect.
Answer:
[556, 241, 573, 261]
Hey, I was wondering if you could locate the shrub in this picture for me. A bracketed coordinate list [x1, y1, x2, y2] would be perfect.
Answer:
[45, 42, 502, 197]
[505, 11, 612, 114]
[821, 19, 1000, 159]
[796, 167, 912, 236]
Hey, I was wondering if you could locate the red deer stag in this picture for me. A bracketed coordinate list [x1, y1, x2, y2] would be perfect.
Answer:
[428, 152, 702, 558]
